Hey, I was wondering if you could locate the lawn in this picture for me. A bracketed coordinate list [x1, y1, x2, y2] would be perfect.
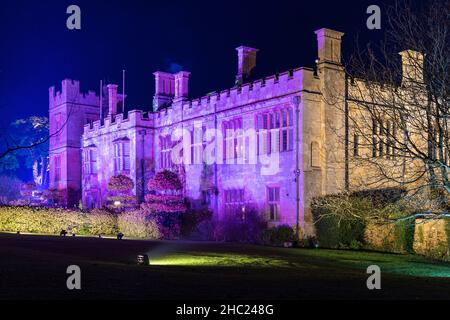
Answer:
[1, 233, 450, 299]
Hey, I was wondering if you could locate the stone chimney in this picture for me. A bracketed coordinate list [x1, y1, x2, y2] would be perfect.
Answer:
[153, 72, 175, 111]
[399, 50, 424, 84]
[315, 28, 344, 64]
[236, 46, 259, 85]
[174, 71, 190, 102]
[107, 84, 118, 117]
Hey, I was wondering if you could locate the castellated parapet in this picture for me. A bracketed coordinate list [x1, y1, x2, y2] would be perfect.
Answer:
[154, 66, 319, 127]
[83, 109, 154, 136]
[49, 79, 100, 109]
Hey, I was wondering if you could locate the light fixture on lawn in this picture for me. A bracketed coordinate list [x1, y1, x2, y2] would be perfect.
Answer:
[60, 230, 68, 236]
[72, 233, 76, 237]
[117, 232, 124, 240]
[114, 200, 121, 207]
[137, 254, 150, 266]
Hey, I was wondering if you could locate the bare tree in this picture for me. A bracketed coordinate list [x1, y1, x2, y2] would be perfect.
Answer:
[321, 0, 450, 222]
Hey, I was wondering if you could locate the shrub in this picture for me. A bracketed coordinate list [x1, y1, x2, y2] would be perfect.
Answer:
[192, 219, 216, 241]
[313, 212, 366, 249]
[215, 210, 266, 243]
[181, 209, 213, 239]
[143, 170, 186, 214]
[150, 212, 181, 239]
[117, 211, 161, 239]
[107, 175, 137, 211]
[262, 225, 295, 246]
[297, 236, 318, 248]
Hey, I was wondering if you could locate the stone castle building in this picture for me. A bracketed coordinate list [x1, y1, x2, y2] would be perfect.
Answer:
[49, 27, 422, 235]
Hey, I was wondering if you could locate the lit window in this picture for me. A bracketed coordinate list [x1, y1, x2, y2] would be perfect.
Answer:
[54, 113, 62, 144]
[55, 156, 61, 182]
[267, 186, 280, 221]
[257, 108, 293, 155]
[223, 118, 243, 161]
[191, 125, 205, 165]
[224, 189, 245, 216]
[83, 148, 98, 175]
[160, 135, 172, 169]
[113, 139, 131, 174]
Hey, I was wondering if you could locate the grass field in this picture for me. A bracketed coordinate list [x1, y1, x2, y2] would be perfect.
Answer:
[1, 233, 450, 300]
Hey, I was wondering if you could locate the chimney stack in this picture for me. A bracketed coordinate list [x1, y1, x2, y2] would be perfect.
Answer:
[153, 72, 175, 111]
[107, 84, 118, 117]
[315, 28, 344, 64]
[174, 71, 190, 102]
[236, 46, 259, 85]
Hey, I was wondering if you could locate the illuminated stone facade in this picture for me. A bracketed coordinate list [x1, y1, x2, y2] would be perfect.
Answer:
[49, 28, 350, 235]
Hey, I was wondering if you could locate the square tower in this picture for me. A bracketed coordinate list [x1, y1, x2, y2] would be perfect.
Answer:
[49, 79, 100, 207]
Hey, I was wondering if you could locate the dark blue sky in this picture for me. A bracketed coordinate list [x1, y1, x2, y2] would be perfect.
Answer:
[0, 0, 390, 126]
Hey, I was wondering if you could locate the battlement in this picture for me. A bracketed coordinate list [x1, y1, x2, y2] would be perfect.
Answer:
[154, 66, 318, 125]
[83, 109, 154, 137]
[49, 79, 100, 109]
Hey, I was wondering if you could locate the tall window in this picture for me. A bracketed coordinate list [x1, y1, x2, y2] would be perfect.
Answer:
[83, 148, 98, 175]
[372, 118, 378, 158]
[257, 108, 293, 155]
[267, 186, 280, 221]
[223, 118, 243, 161]
[191, 126, 206, 164]
[224, 189, 245, 216]
[280, 108, 294, 152]
[256, 114, 269, 155]
[372, 118, 397, 159]
[55, 156, 61, 182]
[160, 135, 172, 169]
[114, 140, 131, 174]
[55, 113, 62, 144]
[353, 134, 359, 157]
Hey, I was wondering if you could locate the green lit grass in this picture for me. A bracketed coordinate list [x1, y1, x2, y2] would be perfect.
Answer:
[150, 252, 291, 268]
[293, 248, 450, 278]
[149, 244, 450, 278]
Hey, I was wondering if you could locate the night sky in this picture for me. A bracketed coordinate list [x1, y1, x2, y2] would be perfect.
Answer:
[0, 0, 391, 127]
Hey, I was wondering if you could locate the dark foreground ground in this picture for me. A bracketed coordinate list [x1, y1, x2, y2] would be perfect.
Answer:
[1, 233, 450, 300]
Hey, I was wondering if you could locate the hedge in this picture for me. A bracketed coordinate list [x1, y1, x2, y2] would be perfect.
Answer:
[413, 218, 450, 260]
[0, 206, 163, 239]
[364, 218, 415, 253]
[313, 214, 366, 249]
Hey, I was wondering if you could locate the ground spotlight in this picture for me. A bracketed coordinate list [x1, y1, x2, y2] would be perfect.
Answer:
[137, 254, 150, 266]
[72, 233, 76, 237]
[117, 233, 124, 240]
[60, 230, 68, 236]
[16, 231, 20, 235]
